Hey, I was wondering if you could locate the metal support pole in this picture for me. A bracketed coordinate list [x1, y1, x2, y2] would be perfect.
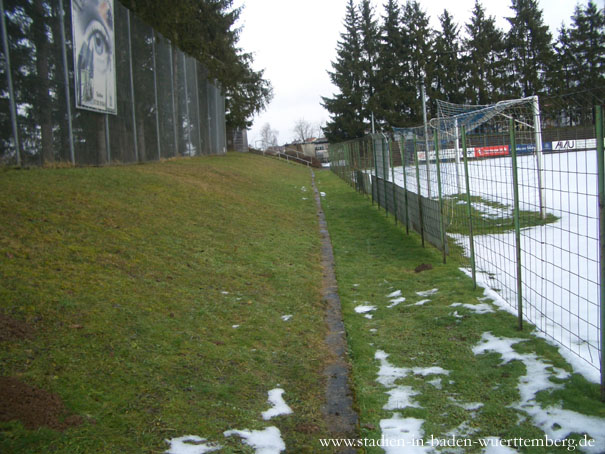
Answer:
[0, 0, 21, 166]
[462, 126, 476, 288]
[151, 33, 161, 160]
[58, 0, 75, 165]
[372, 136, 378, 207]
[381, 134, 389, 217]
[389, 137, 398, 224]
[168, 46, 178, 156]
[421, 79, 432, 199]
[126, 10, 139, 161]
[533, 95, 546, 219]
[434, 131, 446, 263]
[104, 114, 111, 164]
[183, 55, 191, 155]
[193, 62, 203, 155]
[595, 104, 605, 401]
[510, 118, 523, 331]
[414, 134, 425, 247]
[454, 118, 462, 194]
[398, 138, 409, 235]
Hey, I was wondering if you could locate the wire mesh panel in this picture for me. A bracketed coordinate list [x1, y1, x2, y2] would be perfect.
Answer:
[330, 89, 604, 378]
[131, 13, 158, 162]
[155, 33, 177, 159]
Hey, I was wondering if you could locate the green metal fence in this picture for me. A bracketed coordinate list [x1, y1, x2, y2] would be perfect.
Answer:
[329, 90, 605, 399]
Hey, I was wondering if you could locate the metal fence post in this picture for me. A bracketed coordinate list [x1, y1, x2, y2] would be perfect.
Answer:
[168, 45, 178, 156]
[193, 62, 202, 155]
[414, 134, 425, 247]
[434, 131, 446, 263]
[390, 138, 398, 225]
[595, 104, 605, 401]
[381, 134, 389, 217]
[510, 118, 523, 331]
[57, 0, 75, 165]
[372, 136, 378, 207]
[454, 118, 462, 194]
[462, 126, 476, 288]
[0, 0, 21, 166]
[183, 55, 191, 155]
[151, 33, 161, 160]
[398, 139, 409, 235]
[126, 10, 139, 161]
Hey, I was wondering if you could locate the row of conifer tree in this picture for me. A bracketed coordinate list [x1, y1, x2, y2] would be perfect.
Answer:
[321, 0, 604, 142]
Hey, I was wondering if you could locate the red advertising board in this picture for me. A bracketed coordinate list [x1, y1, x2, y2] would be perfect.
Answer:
[474, 145, 510, 158]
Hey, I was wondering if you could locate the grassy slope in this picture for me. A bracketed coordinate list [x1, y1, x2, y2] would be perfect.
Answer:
[315, 170, 604, 453]
[0, 154, 331, 453]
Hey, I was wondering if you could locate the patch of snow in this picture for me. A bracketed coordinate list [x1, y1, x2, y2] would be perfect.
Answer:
[388, 297, 406, 308]
[473, 332, 605, 453]
[380, 414, 435, 453]
[261, 388, 293, 420]
[387, 290, 402, 298]
[364, 314, 373, 319]
[232, 325, 240, 329]
[224, 426, 286, 454]
[450, 311, 463, 319]
[370, 328, 378, 333]
[414, 299, 431, 306]
[450, 302, 495, 314]
[221, 291, 229, 295]
[320, 192, 326, 197]
[164, 436, 221, 454]
[354, 304, 376, 314]
[427, 378, 442, 389]
[280, 315, 292, 321]
[416, 288, 439, 297]
[384, 386, 421, 410]
[461, 268, 600, 384]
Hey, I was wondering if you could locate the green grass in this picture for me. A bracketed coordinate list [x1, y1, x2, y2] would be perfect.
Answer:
[444, 194, 559, 235]
[0, 154, 332, 453]
[315, 170, 604, 453]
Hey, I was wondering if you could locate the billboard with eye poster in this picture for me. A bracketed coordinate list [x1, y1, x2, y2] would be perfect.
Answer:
[71, 0, 117, 114]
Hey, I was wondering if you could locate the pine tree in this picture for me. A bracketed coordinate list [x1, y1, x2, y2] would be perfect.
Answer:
[374, 0, 407, 128]
[433, 10, 465, 105]
[400, 0, 434, 123]
[358, 0, 380, 129]
[464, 0, 506, 104]
[560, 1, 605, 92]
[506, 0, 554, 97]
[322, 0, 365, 141]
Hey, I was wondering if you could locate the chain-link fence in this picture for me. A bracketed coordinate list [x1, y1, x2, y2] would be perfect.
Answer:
[329, 89, 605, 395]
[0, 0, 226, 167]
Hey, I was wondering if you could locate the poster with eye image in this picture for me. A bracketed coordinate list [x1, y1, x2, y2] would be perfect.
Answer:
[71, 0, 117, 114]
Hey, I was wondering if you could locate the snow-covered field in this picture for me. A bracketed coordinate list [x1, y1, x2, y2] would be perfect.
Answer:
[389, 150, 601, 381]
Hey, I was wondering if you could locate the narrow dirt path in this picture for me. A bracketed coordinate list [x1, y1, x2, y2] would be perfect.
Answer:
[311, 169, 359, 453]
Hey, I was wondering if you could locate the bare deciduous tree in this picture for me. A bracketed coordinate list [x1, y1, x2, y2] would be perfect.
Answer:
[293, 118, 314, 143]
[260, 123, 279, 150]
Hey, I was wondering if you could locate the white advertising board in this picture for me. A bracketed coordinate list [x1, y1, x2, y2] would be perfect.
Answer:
[71, 0, 117, 114]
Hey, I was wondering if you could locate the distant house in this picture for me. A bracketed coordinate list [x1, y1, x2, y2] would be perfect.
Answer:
[301, 138, 329, 163]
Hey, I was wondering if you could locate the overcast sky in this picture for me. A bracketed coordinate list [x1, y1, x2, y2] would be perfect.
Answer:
[235, 0, 589, 146]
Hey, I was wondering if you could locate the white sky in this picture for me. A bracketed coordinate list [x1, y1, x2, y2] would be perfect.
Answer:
[235, 0, 588, 145]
